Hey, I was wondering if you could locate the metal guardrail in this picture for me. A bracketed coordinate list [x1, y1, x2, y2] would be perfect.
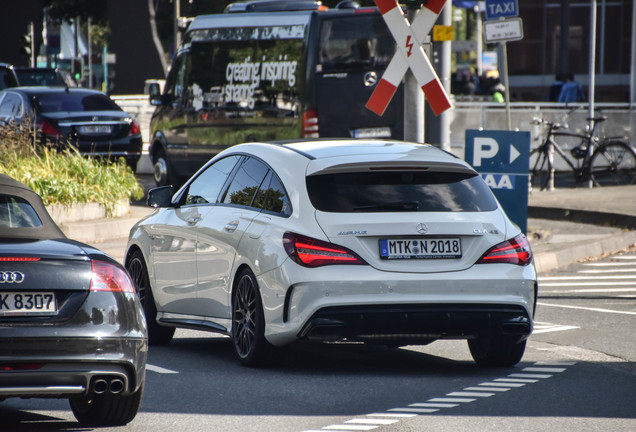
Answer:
[111, 96, 634, 157]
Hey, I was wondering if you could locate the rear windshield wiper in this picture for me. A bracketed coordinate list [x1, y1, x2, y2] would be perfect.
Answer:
[353, 201, 419, 212]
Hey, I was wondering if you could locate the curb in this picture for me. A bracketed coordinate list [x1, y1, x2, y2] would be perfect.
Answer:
[532, 230, 636, 273]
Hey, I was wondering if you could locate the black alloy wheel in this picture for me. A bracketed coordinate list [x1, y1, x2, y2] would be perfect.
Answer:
[232, 268, 272, 366]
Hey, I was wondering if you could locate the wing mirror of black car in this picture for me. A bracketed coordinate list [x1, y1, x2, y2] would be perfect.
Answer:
[148, 83, 162, 106]
[147, 186, 174, 208]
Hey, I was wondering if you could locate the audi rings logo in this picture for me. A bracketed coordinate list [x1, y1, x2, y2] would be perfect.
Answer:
[364, 71, 378, 87]
[0, 271, 25, 284]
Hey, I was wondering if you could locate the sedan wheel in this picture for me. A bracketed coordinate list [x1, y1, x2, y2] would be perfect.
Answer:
[468, 336, 526, 367]
[232, 268, 272, 366]
[127, 250, 175, 345]
[69, 382, 144, 426]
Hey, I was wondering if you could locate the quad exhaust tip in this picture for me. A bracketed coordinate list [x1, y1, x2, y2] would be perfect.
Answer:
[91, 378, 125, 395]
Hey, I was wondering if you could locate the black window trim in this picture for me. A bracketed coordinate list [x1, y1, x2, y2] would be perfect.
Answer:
[178, 152, 293, 217]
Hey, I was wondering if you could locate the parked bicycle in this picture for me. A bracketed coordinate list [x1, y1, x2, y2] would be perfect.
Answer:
[530, 114, 636, 190]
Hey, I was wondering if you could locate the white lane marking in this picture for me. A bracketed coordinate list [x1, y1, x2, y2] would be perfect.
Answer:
[305, 362, 575, 432]
[447, 391, 495, 398]
[464, 386, 510, 392]
[579, 269, 636, 273]
[494, 377, 538, 383]
[509, 373, 553, 379]
[540, 282, 636, 287]
[539, 275, 636, 281]
[582, 262, 635, 267]
[346, 419, 398, 425]
[523, 367, 567, 373]
[533, 323, 579, 334]
[539, 287, 636, 293]
[481, 381, 526, 388]
[537, 302, 636, 316]
[534, 361, 578, 366]
[410, 403, 459, 408]
[324, 425, 377, 431]
[388, 407, 439, 413]
[146, 364, 179, 374]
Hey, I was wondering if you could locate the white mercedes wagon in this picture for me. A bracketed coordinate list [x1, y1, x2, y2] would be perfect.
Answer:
[125, 139, 537, 367]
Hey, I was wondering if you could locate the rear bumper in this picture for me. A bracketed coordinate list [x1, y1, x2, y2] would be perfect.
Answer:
[297, 303, 532, 344]
[0, 337, 147, 398]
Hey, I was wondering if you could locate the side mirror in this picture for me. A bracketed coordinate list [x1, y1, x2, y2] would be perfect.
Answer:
[148, 83, 162, 106]
[147, 186, 174, 208]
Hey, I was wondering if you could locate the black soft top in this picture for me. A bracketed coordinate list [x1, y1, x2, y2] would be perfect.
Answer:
[0, 174, 66, 240]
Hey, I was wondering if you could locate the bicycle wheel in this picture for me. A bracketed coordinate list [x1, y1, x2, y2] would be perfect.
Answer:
[589, 141, 636, 186]
[529, 148, 550, 191]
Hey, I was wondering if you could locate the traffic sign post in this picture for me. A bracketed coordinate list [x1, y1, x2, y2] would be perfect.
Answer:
[464, 130, 531, 234]
[366, 0, 452, 117]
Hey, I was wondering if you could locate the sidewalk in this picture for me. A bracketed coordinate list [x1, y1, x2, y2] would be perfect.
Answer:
[61, 184, 636, 274]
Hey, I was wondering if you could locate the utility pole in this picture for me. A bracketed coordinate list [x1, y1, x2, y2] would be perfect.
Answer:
[404, 1, 425, 143]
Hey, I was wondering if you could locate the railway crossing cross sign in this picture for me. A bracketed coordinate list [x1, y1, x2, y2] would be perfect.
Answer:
[366, 0, 452, 117]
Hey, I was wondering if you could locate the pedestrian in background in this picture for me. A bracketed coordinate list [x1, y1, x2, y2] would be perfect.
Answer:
[558, 74, 585, 103]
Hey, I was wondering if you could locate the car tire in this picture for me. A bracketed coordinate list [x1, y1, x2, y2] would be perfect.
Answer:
[127, 250, 175, 345]
[467, 336, 526, 367]
[152, 148, 175, 187]
[69, 382, 144, 426]
[231, 268, 273, 367]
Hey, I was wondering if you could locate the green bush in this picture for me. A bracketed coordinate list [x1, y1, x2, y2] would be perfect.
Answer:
[0, 123, 143, 216]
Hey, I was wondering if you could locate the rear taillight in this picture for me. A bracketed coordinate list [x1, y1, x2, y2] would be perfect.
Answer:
[129, 120, 140, 135]
[37, 120, 62, 137]
[477, 234, 533, 266]
[90, 260, 135, 293]
[283, 232, 367, 267]
[302, 108, 319, 138]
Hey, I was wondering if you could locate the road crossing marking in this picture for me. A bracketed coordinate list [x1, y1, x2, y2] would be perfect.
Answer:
[302, 361, 575, 432]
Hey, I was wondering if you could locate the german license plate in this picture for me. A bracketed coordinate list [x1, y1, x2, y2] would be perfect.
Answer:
[353, 127, 391, 138]
[0, 292, 57, 316]
[380, 238, 462, 259]
[79, 125, 111, 134]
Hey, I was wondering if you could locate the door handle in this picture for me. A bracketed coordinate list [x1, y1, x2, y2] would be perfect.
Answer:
[224, 221, 239, 233]
[187, 215, 202, 225]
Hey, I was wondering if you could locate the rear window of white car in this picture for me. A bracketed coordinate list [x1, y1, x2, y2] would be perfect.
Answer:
[306, 171, 498, 212]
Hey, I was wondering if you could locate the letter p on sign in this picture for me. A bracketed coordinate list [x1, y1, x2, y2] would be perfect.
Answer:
[472, 137, 499, 166]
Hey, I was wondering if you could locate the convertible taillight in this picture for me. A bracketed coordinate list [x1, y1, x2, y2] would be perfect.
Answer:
[283, 232, 367, 267]
[477, 234, 533, 266]
[90, 260, 135, 292]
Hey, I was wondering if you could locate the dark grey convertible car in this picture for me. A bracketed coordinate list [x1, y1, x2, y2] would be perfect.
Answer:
[0, 174, 147, 426]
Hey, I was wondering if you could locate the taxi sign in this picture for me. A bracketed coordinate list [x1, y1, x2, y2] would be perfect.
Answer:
[484, 0, 518, 20]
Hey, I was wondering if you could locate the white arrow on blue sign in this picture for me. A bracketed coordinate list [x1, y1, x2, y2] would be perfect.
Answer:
[484, 0, 518, 20]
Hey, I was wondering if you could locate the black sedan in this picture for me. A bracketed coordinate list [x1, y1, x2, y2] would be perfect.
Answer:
[0, 174, 147, 426]
[0, 87, 142, 172]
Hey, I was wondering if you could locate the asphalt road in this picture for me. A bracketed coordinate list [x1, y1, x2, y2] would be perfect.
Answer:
[3, 248, 636, 432]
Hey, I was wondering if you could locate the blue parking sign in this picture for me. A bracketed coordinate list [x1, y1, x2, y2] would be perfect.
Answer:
[484, 0, 519, 20]
[465, 130, 530, 234]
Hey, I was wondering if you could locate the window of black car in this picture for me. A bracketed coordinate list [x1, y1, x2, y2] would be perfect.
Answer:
[221, 157, 269, 206]
[306, 170, 499, 212]
[185, 155, 242, 205]
[0, 93, 22, 118]
[35, 92, 120, 113]
[318, 15, 395, 73]
[0, 195, 43, 228]
[253, 170, 292, 216]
